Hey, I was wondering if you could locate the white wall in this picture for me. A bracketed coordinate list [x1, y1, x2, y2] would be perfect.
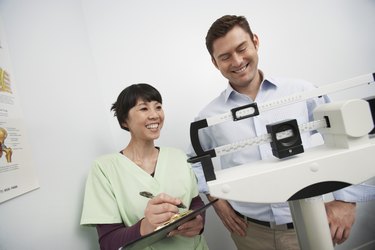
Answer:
[0, 1, 109, 249]
[0, 0, 374, 249]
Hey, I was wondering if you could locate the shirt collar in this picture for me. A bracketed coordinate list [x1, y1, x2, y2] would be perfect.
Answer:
[223, 70, 279, 103]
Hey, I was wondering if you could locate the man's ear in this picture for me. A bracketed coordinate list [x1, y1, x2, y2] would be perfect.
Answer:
[253, 34, 259, 50]
[211, 57, 219, 69]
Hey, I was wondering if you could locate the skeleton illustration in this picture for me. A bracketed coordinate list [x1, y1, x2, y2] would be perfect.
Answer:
[0, 127, 12, 163]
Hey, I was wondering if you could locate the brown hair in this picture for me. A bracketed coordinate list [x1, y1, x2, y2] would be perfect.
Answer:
[205, 15, 254, 57]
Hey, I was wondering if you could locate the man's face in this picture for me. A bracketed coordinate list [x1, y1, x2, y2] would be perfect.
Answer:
[211, 26, 259, 91]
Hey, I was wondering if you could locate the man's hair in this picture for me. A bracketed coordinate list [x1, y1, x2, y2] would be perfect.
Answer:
[205, 15, 254, 57]
[111, 83, 162, 131]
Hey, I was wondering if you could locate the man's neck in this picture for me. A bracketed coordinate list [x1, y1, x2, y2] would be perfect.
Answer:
[231, 70, 263, 100]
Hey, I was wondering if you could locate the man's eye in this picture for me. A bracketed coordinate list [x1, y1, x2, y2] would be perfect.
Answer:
[220, 55, 230, 61]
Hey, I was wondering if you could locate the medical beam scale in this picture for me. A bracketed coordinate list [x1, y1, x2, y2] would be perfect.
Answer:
[188, 73, 375, 250]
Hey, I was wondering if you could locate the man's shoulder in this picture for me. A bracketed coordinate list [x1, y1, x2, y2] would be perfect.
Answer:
[267, 76, 317, 92]
[197, 90, 228, 118]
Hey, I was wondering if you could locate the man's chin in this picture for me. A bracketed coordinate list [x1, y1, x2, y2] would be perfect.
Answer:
[230, 78, 253, 87]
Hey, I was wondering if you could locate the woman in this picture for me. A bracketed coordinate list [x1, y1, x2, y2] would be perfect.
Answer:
[80, 83, 208, 250]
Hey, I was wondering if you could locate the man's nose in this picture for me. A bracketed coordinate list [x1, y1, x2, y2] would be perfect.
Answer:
[231, 53, 242, 66]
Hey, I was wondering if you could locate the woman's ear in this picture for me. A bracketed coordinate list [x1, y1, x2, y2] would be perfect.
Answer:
[122, 121, 128, 130]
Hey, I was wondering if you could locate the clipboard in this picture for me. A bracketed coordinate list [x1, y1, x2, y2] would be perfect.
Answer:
[120, 199, 218, 250]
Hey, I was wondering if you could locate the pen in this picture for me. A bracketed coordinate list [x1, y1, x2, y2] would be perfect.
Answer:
[139, 191, 187, 209]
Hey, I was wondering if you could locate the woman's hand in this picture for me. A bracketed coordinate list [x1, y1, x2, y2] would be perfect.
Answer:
[168, 214, 204, 237]
[140, 193, 182, 235]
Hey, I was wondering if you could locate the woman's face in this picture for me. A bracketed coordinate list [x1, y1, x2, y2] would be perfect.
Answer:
[123, 99, 164, 142]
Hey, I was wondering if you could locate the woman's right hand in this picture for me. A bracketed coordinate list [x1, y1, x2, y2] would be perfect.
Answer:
[140, 193, 182, 235]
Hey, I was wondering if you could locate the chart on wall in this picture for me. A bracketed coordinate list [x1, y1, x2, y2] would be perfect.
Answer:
[0, 17, 39, 203]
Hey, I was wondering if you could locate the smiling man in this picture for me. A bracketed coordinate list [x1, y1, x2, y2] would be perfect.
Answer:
[188, 15, 370, 250]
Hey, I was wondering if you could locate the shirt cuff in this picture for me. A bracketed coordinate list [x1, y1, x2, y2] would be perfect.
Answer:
[191, 163, 209, 194]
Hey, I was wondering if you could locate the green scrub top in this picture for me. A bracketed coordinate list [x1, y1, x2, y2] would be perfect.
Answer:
[80, 147, 208, 250]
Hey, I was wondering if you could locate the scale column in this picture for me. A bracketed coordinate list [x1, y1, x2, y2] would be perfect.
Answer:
[289, 197, 334, 250]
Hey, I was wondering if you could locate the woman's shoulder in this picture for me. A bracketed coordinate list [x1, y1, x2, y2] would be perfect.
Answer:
[95, 152, 121, 162]
[92, 152, 124, 170]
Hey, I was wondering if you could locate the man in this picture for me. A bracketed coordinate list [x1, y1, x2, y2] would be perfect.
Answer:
[189, 15, 372, 249]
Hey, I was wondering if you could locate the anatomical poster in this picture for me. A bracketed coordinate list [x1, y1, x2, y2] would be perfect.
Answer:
[0, 17, 39, 203]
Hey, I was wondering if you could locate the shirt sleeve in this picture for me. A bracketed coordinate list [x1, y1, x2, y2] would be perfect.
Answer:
[186, 115, 216, 194]
[190, 195, 206, 235]
[333, 183, 375, 202]
[96, 221, 142, 250]
[80, 161, 122, 225]
[194, 164, 210, 194]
